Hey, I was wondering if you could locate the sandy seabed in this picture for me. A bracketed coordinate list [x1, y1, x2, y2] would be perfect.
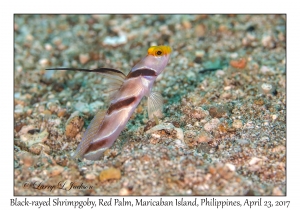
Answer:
[14, 14, 286, 195]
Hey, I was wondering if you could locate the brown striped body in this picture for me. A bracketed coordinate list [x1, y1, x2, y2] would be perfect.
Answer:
[82, 77, 146, 160]
[72, 46, 172, 160]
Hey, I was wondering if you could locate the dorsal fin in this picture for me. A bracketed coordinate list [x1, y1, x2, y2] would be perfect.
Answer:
[46, 67, 126, 101]
[46, 67, 126, 82]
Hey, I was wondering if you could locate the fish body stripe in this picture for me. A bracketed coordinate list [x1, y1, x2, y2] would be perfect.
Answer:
[86, 139, 108, 153]
[126, 68, 157, 79]
[107, 96, 137, 115]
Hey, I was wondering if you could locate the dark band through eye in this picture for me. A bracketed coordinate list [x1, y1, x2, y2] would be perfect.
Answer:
[156, 51, 162, 55]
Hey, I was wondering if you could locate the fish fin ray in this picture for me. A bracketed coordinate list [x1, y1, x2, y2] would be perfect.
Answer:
[147, 91, 164, 120]
[103, 78, 124, 101]
[46, 67, 126, 82]
[46, 67, 126, 102]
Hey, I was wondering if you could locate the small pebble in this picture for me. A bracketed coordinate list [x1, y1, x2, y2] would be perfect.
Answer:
[26, 34, 34, 41]
[49, 165, 64, 177]
[236, 139, 250, 145]
[43, 110, 52, 116]
[29, 143, 51, 155]
[184, 130, 198, 147]
[208, 166, 217, 175]
[174, 139, 185, 148]
[215, 70, 225, 78]
[57, 109, 66, 118]
[103, 34, 127, 46]
[39, 58, 49, 67]
[230, 58, 247, 69]
[174, 127, 184, 141]
[218, 24, 227, 32]
[197, 131, 212, 143]
[26, 109, 33, 116]
[225, 163, 236, 172]
[224, 86, 232, 91]
[217, 165, 234, 180]
[218, 144, 225, 150]
[260, 83, 274, 94]
[18, 125, 35, 136]
[261, 35, 275, 48]
[20, 129, 49, 147]
[230, 53, 238, 59]
[272, 145, 285, 153]
[232, 119, 243, 129]
[272, 187, 284, 196]
[146, 123, 175, 134]
[119, 188, 130, 196]
[53, 37, 62, 46]
[89, 101, 104, 113]
[249, 157, 261, 166]
[65, 111, 84, 138]
[74, 101, 90, 113]
[46, 100, 60, 113]
[260, 66, 274, 74]
[99, 167, 121, 182]
[45, 43, 52, 51]
[260, 136, 270, 142]
[182, 20, 192, 29]
[220, 92, 232, 99]
[195, 24, 206, 37]
[204, 118, 220, 132]
[272, 115, 278, 121]
[195, 50, 205, 58]
[186, 189, 193, 195]
[21, 153, 34, 167]
[16, 66, 23, 72]
[209, 106, 227, 118]
[151, 133, 161, 139]
[191, 107, 209, 119]
[186, 71, 196, 80]
[140, 155, 150, 162]
[14, 104, 24, 115]
[15, 122, 24, 133]
[197, 142, 210, 154]
[79, 53, 90, 65]
[249, 165, 261, 172]
[254, 99, 264, 106]
[85, 173, 96, 180]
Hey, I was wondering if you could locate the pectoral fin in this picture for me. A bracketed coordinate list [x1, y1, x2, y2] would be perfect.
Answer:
[147, 91, 164, 120]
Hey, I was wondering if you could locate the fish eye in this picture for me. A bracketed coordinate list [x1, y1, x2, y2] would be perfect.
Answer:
[156, 50, 162, 56]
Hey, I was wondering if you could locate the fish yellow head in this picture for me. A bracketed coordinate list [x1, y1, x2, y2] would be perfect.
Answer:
[147, 46, 172, 57]
[131, 45, 171, 75]
[131, 45, 172, 75]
